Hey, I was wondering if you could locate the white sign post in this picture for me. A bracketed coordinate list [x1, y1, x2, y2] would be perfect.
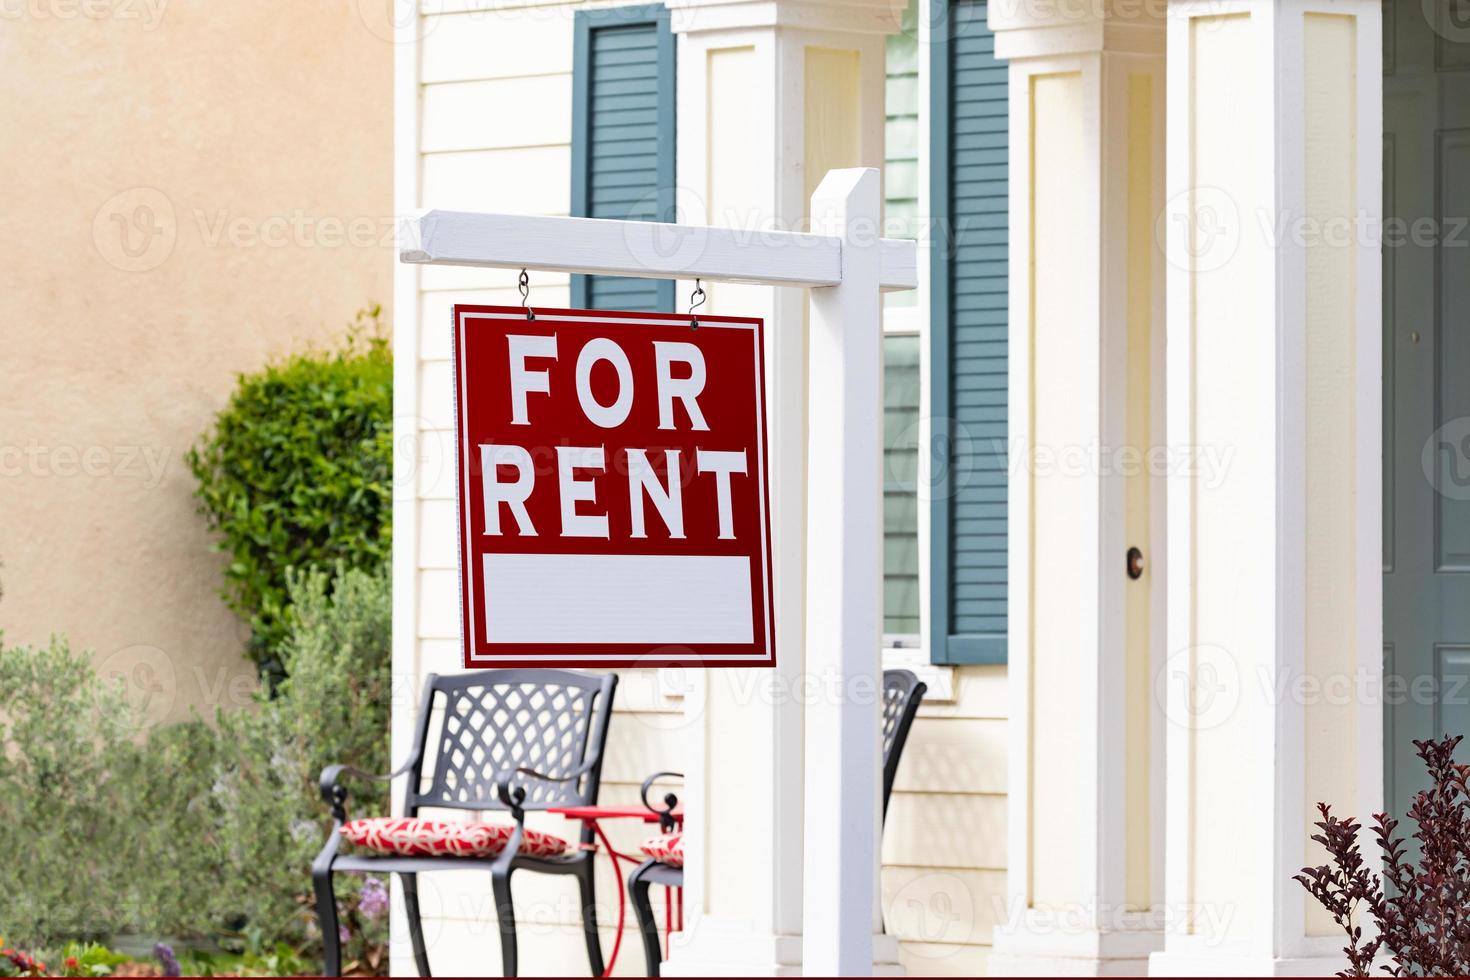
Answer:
[401, 167, 914, 975]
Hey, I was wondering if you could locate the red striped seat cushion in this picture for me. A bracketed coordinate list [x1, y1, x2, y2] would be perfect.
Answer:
[639, 831, 684, 868]
[341, 817, 569, 859]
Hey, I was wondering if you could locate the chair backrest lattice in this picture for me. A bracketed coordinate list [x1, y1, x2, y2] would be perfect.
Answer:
[404, 669, 617, 816]
[880, 668, 927, 822]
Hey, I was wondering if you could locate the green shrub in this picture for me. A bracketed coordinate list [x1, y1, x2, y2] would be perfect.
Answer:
[112, 718, 227, 939]
[0, 636, 132, 946]
[208, 565, 392, 945]
[0, 568, 391, 958]
[0, 637, 229, 948]
[186, 309, 392, 676]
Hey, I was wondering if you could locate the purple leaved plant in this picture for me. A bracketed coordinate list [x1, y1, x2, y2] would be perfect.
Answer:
[1297, 735, 1470, 977]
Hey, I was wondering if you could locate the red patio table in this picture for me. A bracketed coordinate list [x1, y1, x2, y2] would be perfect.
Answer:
[548, 803, 684, 977]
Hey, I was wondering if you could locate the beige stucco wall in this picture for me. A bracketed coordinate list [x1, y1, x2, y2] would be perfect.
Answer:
[0, 0, 393, 722]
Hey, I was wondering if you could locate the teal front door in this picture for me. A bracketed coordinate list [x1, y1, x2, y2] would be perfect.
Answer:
[1384, 0, 1470, 811]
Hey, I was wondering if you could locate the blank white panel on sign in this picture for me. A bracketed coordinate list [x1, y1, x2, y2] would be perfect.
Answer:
[482, 554, 754, 645]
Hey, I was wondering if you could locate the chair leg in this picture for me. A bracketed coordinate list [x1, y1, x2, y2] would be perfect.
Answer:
[628, 860, 662, 978]
[491, 866, 519, 978]
[576, 861, 605, 977]
[313, 866, 341, 978]
[400, 872, 433, 977]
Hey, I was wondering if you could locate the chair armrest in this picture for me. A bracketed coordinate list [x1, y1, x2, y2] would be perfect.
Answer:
[492, 758, 604, 822]
[319, 760, 416, 824]
[640, 771, 684, 832]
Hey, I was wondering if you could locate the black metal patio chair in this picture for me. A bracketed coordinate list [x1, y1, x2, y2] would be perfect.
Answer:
[626, 668, 927, 976]
[311, 668, 618, 978]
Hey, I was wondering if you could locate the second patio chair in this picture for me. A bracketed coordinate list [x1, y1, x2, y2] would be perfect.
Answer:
[311, 668, 618, 978]
[627, 667, 927, 976]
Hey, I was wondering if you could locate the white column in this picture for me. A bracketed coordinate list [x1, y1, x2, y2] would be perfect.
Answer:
[985, 2, 1169, 974]
[1152, 1, 1382, 974]
[660, 2, 900, 976]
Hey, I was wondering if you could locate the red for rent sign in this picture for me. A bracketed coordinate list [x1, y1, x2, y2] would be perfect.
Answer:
[451, 305, 776, 668]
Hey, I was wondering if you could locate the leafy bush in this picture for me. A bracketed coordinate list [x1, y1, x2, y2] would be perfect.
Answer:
[0, 636, 133, 946]
[186, 309, 392, 676]
[111, 719, 227, 939]
[0, 639, 229, 949]
[1297, 735, 1470, 976]
[0, 567, 391, 964]
[208, 566, 392, 946]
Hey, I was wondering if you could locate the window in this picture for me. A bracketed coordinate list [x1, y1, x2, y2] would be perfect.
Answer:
[884, 0, 922, 646]
[884, 328, 922, 641]
[570, 5, 675, 311]
[930, 0, 1009, 664]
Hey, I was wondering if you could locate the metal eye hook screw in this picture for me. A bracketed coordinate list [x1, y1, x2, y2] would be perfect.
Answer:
[518, 269, 535, 321]
[688, 278, 706, 329]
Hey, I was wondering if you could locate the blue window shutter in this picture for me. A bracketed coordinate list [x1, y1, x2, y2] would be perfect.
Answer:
[930, 0, 1008, 665]
[571, 6, 675, 311]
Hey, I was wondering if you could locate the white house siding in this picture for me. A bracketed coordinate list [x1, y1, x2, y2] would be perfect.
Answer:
[396, 1, 1009, 974]
[883, 666, 1007, 975]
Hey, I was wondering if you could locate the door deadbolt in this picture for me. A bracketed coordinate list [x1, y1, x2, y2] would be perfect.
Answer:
[1127, 547, 1145, 580]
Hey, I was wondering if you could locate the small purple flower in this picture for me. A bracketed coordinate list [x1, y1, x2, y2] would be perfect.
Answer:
[358, 876, 390, 921]
[339, 924, 352, 944]
[153, 942, 181, 978]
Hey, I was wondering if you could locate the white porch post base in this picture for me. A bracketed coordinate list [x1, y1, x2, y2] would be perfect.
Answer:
[1149, 951, 1347, 978]
[661, 925, 901, 977]
[992, 920, 1164, 977]
[661, 921, 804, 977]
